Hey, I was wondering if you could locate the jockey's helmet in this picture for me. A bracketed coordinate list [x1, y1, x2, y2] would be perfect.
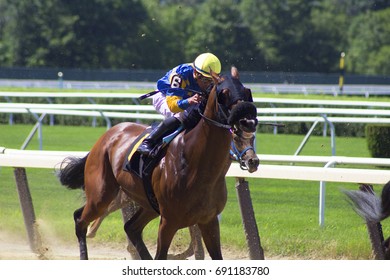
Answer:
[193, 53, 221, 78]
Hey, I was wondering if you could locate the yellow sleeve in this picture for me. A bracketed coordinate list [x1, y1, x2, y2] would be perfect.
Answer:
[166, 95, 184, 113]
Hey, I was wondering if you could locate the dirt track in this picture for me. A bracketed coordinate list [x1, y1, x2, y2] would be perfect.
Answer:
[0, 230, 250, 260]
[0, 230, 131, 260]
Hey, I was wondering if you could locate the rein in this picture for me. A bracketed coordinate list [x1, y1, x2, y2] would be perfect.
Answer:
[139, 88, 205, 100]
[198, 82, 231, 129]
[198, 109, 231, 129]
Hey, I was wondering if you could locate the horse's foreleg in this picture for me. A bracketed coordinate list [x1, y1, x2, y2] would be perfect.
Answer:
[74, 206, 89, 260]
[198, 217, 223, 260]
[124, 207, 158, 260]
[155, 217, 177, 260]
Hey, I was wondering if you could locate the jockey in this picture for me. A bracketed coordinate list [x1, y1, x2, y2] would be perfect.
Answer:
[137, 52, 222, 156]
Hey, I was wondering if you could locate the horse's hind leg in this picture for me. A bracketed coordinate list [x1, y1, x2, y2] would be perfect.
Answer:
[124, 207, 158, 260]
[73, 206, 89, 260]
[87, 190, 131, 238]
[75, 193, 119, 260]
[74, 184, 120, 259]
[121, 203, 141, 259]
[86, 212, 108, 238]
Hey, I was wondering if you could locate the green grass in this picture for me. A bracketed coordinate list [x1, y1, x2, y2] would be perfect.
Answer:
[0, 124, 388, 259]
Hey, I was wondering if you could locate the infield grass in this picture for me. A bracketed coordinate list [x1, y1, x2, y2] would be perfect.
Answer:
[0, 124, 388, 259]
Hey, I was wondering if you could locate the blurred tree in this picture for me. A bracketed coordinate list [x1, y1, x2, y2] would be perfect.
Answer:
[239, 0, 281, 70]
[140, 0, 197, 68]
[309, 0, 350, 72]
[0, 0, 154, 69]
[58, 0, 150, 68]
[240, 0, 339, 72]
[347, 8, 390, 75]
[1, 0, 390, 75]
[0, 0, 15, 65]
[185, 0, 263, 72]
[0, 0, 69, 67]
[336, 0, 390, 15]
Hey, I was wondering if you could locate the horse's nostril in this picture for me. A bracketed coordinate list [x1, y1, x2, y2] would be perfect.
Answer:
[248, 157, 260, 167]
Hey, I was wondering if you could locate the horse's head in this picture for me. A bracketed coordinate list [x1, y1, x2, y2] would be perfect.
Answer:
[228, 101, 259, 173]
[214, 66, 253, 108]
[207, 66, 259, 173]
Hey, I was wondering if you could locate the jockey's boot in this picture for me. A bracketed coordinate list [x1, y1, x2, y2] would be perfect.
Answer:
[137, 117, 181, 156]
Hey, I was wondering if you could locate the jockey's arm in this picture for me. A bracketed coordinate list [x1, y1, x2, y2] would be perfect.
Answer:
[166, 95, 187, 113]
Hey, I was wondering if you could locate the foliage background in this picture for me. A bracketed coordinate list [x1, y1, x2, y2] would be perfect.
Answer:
[1, 0, 390, 75]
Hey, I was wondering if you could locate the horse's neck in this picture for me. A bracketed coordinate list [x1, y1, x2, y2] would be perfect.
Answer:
[199, 88, 230, 146]
[182, 94, 231, 173]
[203, 90, 218, 120]
[181, 126, 230, 185]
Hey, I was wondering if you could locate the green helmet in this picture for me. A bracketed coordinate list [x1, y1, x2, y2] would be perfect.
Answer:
[193, 53, 221, 78]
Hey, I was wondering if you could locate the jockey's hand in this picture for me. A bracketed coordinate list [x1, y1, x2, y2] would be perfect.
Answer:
[187, 94, 202, 105]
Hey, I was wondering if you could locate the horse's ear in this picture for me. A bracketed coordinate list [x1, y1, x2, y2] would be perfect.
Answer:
[244, 87, 253, 102]
[231, 66, 239, 79]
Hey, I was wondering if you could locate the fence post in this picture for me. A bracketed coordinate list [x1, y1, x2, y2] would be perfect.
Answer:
[235, 177, 264, 260]
[13, 167, 43, 254]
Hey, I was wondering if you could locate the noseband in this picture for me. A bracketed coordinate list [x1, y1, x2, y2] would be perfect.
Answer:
[229, 130, 256, 170]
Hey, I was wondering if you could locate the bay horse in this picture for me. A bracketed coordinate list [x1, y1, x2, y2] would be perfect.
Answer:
[59, 67, 259, 260]
[343, 181, 390, 259]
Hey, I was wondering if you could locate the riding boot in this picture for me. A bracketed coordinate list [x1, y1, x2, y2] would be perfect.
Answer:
[137, 117, 181, 156]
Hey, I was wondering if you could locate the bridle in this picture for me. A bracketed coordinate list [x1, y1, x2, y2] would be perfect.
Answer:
[230, 130, 256, 170]
[198, 77, 258, 169]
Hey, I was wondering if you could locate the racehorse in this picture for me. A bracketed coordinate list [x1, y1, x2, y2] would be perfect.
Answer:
[343, 181, 390, 259]
[58, 67, 259, 260]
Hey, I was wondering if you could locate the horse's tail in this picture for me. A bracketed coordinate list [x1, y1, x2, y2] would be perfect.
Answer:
[57, 154, 88, 190]
[343, 181, 390, 223]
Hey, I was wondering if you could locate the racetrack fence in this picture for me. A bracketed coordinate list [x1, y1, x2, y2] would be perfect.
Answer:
[1, 147, 390, 259]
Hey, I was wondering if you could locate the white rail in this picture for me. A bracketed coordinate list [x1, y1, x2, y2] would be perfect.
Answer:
[2, 147, 390, 181]
[2, 102, 390, 116]
[0, 91, 143, 99]
[2, 100, 390, 155]
[2, 102, 390, 123]
[2, 147, 390, 227]
[2, 152, 390, 183]
[1, 81, 390, 96]
[2, 91, 390, 107]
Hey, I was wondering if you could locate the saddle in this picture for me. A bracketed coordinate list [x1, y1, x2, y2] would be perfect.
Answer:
[123, 125, 184, 214]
